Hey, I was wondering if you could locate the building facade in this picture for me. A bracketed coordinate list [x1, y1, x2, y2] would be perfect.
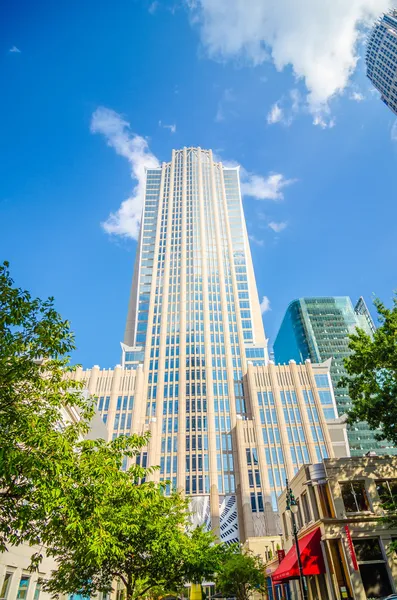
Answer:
[71, 148, 347, 542]
[273, 296, 396, 457]
[366, 9, 397, 116]
[270, 456, 397, 600]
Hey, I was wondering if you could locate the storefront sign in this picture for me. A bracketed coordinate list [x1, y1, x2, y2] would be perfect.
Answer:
[277, 549, 285, 564]
[344, 525, 359, 571]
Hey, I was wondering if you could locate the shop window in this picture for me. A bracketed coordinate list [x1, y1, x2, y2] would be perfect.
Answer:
[340, 481, 370, 513]
[328, 539, 353, 600]
[353, 538, 393, 599]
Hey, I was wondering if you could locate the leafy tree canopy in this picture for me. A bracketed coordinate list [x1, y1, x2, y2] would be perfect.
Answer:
[342, 295, 397, 446]
[0, 261, 94, 550]
[0, 262, 230, 600]
[215, 549, 266, 600]
[43, 476, 228, 600]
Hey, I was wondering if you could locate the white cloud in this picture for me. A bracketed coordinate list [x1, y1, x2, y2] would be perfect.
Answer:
[9, 46, 21, 53]
[241, 171, 296, 201]
[186, 0, 393, 116]
[159, 120, 176, 133]
[249, 235, 265, 247]
[260, 296, 271, 314]
[267, 103, 283, 125]
[392, 119, 397, 142]
[267, 89, 303, 126]
[90, 107, 160, 240]
[148, 1, 159, 13]
[313, 114, 336, 129]
[350, 91, 365, 101]
[268, 221, 287, 233]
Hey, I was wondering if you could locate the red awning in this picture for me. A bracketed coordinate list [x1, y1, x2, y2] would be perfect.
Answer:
[272, 528, 325, 583]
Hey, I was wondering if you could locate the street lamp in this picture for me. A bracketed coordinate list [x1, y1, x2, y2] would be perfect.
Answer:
[285, 479, 308, 600]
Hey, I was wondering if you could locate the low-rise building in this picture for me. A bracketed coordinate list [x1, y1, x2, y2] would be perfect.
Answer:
[270, 456, 397, 600]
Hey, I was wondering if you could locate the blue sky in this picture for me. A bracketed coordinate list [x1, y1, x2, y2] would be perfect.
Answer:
[1, 0, 397, 368]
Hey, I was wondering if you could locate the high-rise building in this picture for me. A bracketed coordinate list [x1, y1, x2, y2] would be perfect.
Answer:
[71, 148, 347, 542]
[366, 10, 397, 116]
[274, 296, 396, 457]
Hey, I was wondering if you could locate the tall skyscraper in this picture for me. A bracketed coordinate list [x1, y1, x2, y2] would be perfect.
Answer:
[366, 9, 397, 116]
[274, 297, 396, 457]
[72, 149, 347, 542]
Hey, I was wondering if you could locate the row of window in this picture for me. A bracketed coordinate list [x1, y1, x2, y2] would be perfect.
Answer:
[0, 573, 40, 600]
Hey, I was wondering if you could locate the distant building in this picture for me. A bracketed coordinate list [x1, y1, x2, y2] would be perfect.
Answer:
[269, 456, 397, 599]
[366, 10, 397, 116]
[273, 297, 396, 457]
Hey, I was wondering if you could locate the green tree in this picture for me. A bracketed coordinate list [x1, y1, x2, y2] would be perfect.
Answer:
[0, 261, 93, 550]
[43, 477, 227, 600]
[0, 262, 226, 600]
[215, 549, 266, 600]
[342, 295, 397, 446]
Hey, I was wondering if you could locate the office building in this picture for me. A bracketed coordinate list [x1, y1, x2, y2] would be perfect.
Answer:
[366, 9, 397, 115]
[71, 148, 347, 542]
[274, 296, 396, 457]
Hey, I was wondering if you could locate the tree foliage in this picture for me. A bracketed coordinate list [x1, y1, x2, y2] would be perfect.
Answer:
[215, 549, 266, 600]
[0, 260, 93, 550]
[342, 295, 397, 446]
[43, 477, 227, 600]
[0, 262, 229, 600]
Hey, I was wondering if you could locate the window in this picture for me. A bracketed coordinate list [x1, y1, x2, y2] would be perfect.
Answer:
[16, 576, 30, 600]
[315, 374, 329, 388]
[375, 479, 397, 508]
[319, 391, 333, 405]
[340, 481, 370, 513]
[318, 483, 333, 518]
[353, 538, 393, 599]
[0, 574, 12, 600]
[33, 583, 41, 600]
[301, 492, 312, 524]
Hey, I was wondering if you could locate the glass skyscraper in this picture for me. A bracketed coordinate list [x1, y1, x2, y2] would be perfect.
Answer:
[72, 149, 347, 543]
[366, 9, 397, 116]
[274, 297, 396, 457]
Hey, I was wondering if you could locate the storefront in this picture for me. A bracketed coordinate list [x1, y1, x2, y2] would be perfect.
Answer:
[271, 528, 328, 599]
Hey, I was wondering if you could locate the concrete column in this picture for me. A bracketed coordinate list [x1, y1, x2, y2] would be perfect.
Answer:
[107, 364, 123, 434]
[86, 365, 100, 395]
[177, 147, 188, 492]
[235, 419, 253, 539]
[132, 364, 145, 435]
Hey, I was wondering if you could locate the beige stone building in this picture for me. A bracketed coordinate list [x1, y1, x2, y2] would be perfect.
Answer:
[68, 147, 348, 544]
[269, 456, 397, 600]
